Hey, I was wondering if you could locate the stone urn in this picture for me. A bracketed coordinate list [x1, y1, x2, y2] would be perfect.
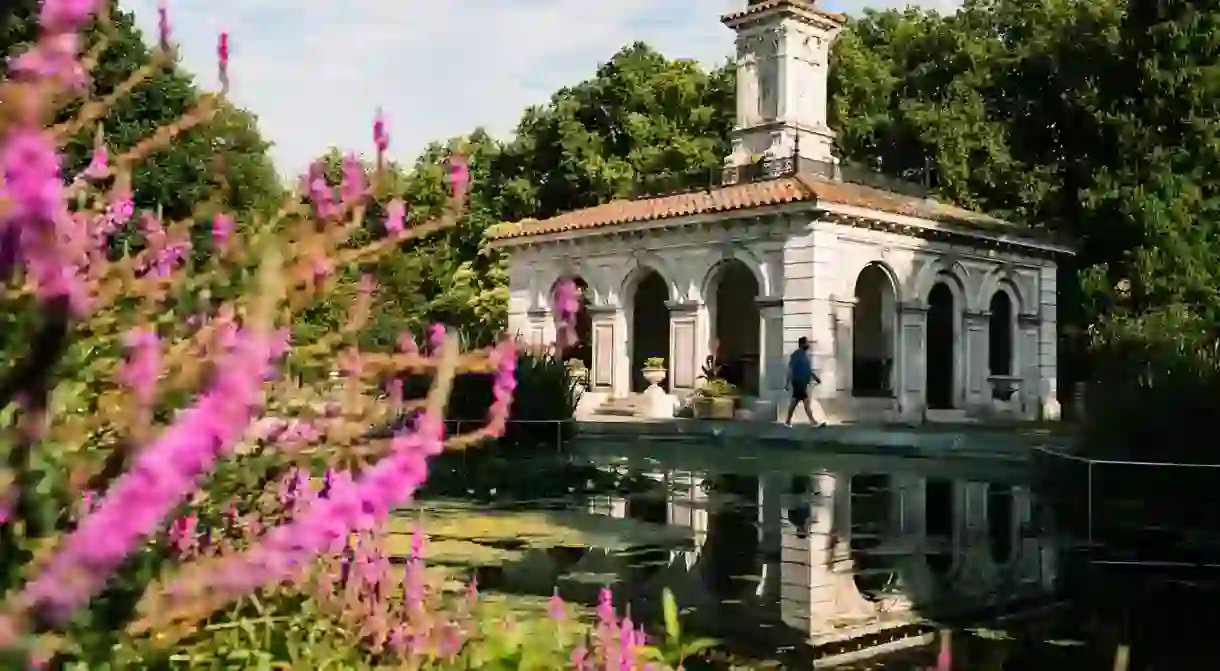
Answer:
[642, 367, 667, 386]
[639, 365, 674, 418]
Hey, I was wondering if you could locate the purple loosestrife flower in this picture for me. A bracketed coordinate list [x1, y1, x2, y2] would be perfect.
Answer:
[119, 327, 160, 405]
[81, 144, 108, 181]
[156, 0, 171, 51]
[548, 589, 566, 620]
[10, 31, 86, 86]
[373, 109, 389, 169]
[384, 198, 406, 234]
[39, 0, 101, 33]
[446, 154, 469, 205]
[212, 212, 234, 248]
[171, 415, 447, 601]
[427, 324, 446, 352]
[306, 161, 338, 220]
[21, 327, 284, 624]
[339, 154, 366, 204]
[1, 128, 88, 311]
[552, 277, 581, 350]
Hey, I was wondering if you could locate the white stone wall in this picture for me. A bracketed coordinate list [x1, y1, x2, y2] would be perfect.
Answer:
[786, 214, 1060, 421]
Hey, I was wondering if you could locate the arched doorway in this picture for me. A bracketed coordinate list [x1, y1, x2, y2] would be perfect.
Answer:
[553, 277, 592, 370]
[852, 264, 897, 397]
[925, 282, 956, 409]
[988, 291, 1014, 377]
[708, 260, 761, 394]
[630, 269, 671, 392]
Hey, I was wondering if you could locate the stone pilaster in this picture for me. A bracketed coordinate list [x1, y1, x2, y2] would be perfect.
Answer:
[897, 302, 927, 422]
[758, 298, 785, 403]
[667, 300, 701, 394]
[587, 305, 622, 395]
[964, 309, 990, 413]
[831, 297, 856, 393]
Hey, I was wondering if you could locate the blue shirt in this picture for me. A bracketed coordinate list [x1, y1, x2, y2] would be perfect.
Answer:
[788, 349, 813, 385]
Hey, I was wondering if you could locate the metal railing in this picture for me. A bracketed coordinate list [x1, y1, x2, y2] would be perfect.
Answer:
[1031, 444, 1220, 569]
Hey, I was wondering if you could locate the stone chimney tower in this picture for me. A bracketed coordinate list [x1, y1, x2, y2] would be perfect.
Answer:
[721, 0, 845, 180]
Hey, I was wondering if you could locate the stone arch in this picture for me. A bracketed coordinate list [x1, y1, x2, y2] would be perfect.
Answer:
[986, 284, 1019, 379]
[923, 268, 967, 410]
[703, 257, 763, 394]
[619, 252, 682, 305]
[851, 261, 900, 397]
[623, 264, 673, 392]
[910, 256, 970, 309]
[975, 265, 1027, 315]
[699, 245, 771, 301]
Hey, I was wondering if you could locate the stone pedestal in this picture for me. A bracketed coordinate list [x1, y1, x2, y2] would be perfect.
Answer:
[640, 385, 676, 418]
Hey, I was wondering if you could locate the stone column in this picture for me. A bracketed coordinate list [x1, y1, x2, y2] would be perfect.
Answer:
[587, 305, 622, 395]
[897, 303, 927, 422]
[758, 298, 785, 407]
[964, 310, 989, 414]
[667, 300, 701, 395]
[1037, 265, 1061, 421]
[831, 297, 856, 394]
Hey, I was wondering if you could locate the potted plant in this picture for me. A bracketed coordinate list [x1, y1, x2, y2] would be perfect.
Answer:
[566, 357, 588, 385]
[693, 377, 737, 419]
[642, 357, 667, 386]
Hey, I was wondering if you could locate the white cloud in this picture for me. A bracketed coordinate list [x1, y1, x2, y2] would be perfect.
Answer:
[119, 0, 960, 176]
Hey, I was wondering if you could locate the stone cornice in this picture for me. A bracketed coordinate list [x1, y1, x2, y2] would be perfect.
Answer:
[665, 300, 700, 314]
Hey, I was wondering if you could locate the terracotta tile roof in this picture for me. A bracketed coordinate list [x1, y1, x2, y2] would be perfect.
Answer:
[487, 172, 1025, 242]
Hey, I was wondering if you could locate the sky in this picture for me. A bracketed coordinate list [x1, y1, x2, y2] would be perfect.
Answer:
[120, 0, 961, 176]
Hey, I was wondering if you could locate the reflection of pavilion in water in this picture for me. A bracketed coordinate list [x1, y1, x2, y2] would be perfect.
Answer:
[581, 465, 1059, 639]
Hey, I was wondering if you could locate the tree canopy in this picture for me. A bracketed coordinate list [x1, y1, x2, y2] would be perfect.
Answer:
[2, 0, 282, 218]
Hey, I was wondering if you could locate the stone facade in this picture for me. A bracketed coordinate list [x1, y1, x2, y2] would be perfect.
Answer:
[493, 208, 1066, 423]
[487, 0, 1072, 423]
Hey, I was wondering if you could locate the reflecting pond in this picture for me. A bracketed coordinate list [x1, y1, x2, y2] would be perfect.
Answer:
[399, 440, 1077, 668]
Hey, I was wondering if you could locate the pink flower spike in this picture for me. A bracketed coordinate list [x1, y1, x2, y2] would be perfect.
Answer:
[157, 1, 171, 52]
[446, 154, 469, 204]
[217, 31, 230, 92]
[83, 144, 108, 180]
[373, 108, 389, 168]
[383, 199, 405, 235]
[212, 212, 233, 247]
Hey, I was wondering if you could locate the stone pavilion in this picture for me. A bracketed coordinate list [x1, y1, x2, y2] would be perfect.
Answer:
[486, 0, 1073, 424]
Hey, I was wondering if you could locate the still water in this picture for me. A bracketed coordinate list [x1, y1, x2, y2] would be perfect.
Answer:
[406, 439, 1068, 668]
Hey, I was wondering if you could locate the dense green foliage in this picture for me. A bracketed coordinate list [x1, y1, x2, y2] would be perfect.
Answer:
[2, 0, 282, 218]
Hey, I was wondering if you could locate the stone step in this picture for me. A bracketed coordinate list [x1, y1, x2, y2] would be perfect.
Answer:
[925, 408, 974, 424]
[594, 395, 639, 417]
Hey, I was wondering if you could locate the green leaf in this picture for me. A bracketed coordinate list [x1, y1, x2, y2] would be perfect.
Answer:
[662, 586, 681, 643]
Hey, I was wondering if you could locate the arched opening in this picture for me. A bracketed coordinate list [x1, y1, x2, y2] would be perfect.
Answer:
[708, 259, 761, 395]
[850, 474, 899, 600]
[629, 269, 671, 392]
[925, 478, 956, 577]
[925, 282, 956, 409]
[988, 290, 1014, 376]
[987, 484, 1015, 564]
[553, 276, 593, 370]
[852, 264, 897, 397]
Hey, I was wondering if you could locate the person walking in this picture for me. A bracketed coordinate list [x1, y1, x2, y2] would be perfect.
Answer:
[784, 336, 827, 427]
